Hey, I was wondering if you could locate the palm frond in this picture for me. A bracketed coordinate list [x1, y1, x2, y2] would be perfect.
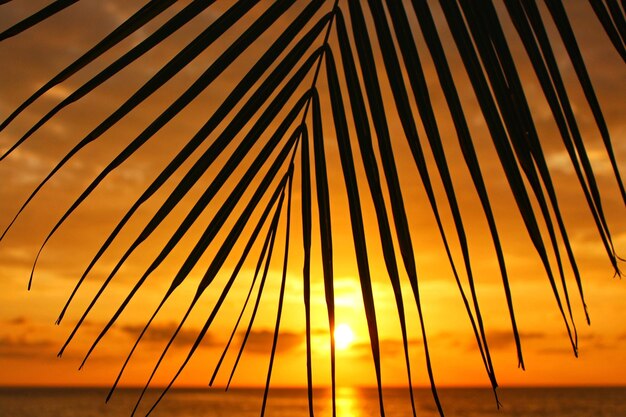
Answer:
[0, 0, 79, 42]
[0, 1, 624, 416]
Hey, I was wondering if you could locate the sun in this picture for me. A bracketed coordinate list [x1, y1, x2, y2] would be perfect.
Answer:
[334, 323, 355, 350]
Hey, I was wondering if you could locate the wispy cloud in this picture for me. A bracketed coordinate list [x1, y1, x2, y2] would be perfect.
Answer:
[238, 329, 303, 354]
[0, 335, 55, 358]
[119, 322, 214, 347]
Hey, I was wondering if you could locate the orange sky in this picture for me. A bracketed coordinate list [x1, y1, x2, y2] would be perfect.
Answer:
[0, 1, 625, 391]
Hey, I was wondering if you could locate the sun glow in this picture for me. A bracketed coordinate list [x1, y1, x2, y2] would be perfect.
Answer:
[334, 323, 355, 350]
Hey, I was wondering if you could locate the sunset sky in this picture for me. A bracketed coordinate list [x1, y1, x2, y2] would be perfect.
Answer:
[0, 0, 625, 392]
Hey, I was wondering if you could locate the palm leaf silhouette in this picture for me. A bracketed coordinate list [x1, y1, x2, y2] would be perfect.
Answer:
[0, 1, 624, 416]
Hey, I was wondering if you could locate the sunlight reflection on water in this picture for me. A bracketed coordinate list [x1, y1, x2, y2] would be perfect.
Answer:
[336, 387, 359, 417]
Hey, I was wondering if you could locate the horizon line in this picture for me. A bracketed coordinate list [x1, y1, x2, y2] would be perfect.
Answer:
[2, 384, 625, 390]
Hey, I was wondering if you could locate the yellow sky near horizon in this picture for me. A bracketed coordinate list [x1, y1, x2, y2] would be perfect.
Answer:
[0, 0, 625, 393]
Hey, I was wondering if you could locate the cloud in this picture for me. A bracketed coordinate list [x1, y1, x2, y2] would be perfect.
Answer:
[118, 322, 311, 353]
[350, 338, 423, 360]
[476, 330, 625, 355]
[0, 317, 76, 359]
[239, 329, 303, 354]
[484, 330, 547, 351]
[0, 335, 55, 358]
[0, 334, 119, 362]
[118, 322, 213, 347]
[347, 331, 548, 360]
[0, 335, 54, 349]
[536, 346, 575, 355]
[5, 316, 29, 326]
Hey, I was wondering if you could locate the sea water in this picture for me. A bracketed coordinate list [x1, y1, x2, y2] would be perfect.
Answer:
[1, 387, 625, 417]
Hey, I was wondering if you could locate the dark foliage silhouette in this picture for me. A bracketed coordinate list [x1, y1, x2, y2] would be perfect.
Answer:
[0, 1, 624, 416]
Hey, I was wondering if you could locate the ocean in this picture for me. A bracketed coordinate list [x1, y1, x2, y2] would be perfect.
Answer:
[1, 387, 624, 417]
